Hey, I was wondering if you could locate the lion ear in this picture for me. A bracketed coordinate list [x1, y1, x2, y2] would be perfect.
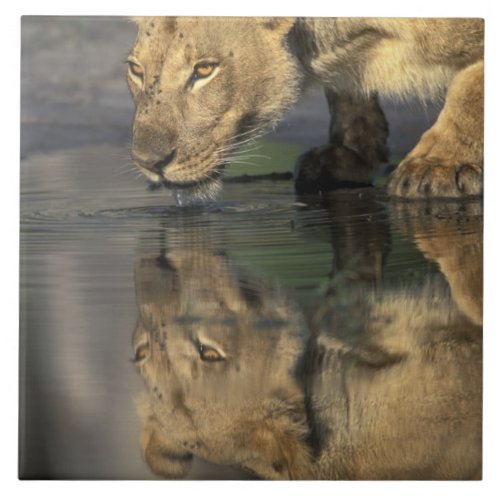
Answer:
[261, 17, 296, 36]
[140, 415, 193, 479]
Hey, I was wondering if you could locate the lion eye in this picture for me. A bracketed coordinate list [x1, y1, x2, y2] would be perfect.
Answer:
[131, 340, 150, 364]
[128, 60, 145, 79]
[199, 343, 225, 362]
[193, 62, 218, 79]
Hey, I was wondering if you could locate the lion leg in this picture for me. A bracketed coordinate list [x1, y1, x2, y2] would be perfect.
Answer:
[294, 90, 389, 195]
[388, 61, 484, 197]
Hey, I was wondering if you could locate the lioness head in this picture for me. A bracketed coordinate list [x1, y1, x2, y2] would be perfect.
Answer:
[132, 247, 311, 479]
[127, 17, 299, 201]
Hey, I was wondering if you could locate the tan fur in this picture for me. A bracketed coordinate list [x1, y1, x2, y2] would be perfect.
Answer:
[128, 17, 484, 200]
[131, 206, 482, 479]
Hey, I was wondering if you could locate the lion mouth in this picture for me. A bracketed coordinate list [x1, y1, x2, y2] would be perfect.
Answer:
[161, 169, 223, 190]
[135, 146, 229, 204]
[160, 171, 224, 206]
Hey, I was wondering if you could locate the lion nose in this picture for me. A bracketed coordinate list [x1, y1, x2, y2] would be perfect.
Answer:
[132, 149, 177, 176]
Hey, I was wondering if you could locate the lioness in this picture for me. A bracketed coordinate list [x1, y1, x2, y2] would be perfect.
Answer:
[127, 17, 483, 201]
[131, 198, 482, 479]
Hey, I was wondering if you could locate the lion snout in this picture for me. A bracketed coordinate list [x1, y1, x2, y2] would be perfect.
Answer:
[132, 148, 177, 176]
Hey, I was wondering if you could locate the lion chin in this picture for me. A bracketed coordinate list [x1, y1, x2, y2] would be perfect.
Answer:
[164, 177, 223, 206]
[143, 169, 224, 206]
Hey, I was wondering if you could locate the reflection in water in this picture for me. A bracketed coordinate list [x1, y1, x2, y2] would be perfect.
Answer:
[132, 196, 482, 480]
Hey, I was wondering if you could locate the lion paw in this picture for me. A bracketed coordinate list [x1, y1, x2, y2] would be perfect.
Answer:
[294, 144, 375, 195]
[387, 157, 483, 198]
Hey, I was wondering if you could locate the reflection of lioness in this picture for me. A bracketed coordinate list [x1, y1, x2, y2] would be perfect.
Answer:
[132, 204, 482, 479]
[127, 17, 483, 201]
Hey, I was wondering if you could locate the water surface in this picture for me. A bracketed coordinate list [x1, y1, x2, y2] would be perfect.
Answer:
[19, 145, 482, 479]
